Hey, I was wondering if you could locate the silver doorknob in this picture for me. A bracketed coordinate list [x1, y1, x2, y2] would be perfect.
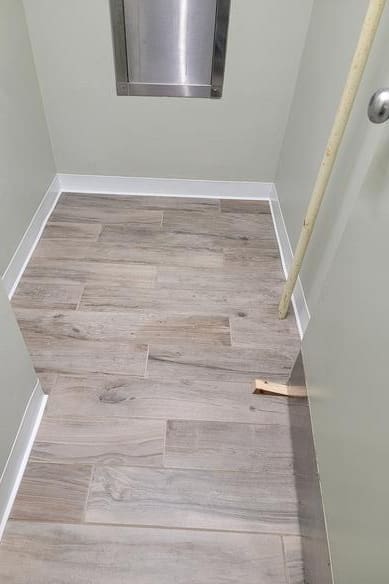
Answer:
[368, 88, 389, 124]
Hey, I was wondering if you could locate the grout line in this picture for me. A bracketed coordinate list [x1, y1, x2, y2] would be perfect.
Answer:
[162, 420, 168, 468]
[26, 461, 297, 477]
[75, 284, 85, 312]
[281, 535, 291, 584]
[95, 223, 104, 242]
[143, 344, 150, 377]
[227, 316, 233, 347]
[9, 516, 299, 538]
[24, 458, 295, 476]
[81, 520, 301, 538]
[83, 464, 96, 521]
[42, 412, 296, 425]
[159, 462, 296, 474]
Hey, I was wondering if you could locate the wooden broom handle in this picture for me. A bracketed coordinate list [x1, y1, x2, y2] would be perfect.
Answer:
[279, 0, 387, 320]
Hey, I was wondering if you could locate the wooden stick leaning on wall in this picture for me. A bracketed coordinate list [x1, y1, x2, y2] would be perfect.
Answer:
[279, 0, 387, 320]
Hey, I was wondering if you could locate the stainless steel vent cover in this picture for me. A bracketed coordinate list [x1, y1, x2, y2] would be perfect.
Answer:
[110, 0, 230, 98]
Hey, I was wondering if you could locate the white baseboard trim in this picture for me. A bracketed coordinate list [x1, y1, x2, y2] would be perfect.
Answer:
[2, 174, 309, 338]
[1, 174, 272, 297]
[270, 185, 310, 339]
[2, 176, 61, 299]
[0, 382, 47, 540]
[58, 173, 273, 200]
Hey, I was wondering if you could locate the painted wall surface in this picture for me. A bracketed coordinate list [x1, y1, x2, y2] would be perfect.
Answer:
[0, 282, 37, 480]
[302, 108, 389, 581]
[280, 2, 389, 581]
[0, 0, 56, 276]
[22, 0, 312, 181]
[275, 0, 386, 311]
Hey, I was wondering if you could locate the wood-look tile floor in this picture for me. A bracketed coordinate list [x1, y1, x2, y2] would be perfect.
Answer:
[0, 194, 304, 583]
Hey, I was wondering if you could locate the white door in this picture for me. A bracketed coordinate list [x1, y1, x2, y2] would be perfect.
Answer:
[302, 18, 389, 583]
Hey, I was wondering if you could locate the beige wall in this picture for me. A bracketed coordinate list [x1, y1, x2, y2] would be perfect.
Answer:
[0, 0, 52, 522]
[0, 281, 37, 483]
[275, 0, 379, 311]
[302, 106, 389, 581]
[22, 0, 312, 181]
[278, 1, 389, 581]
[0, 0, 56, 276]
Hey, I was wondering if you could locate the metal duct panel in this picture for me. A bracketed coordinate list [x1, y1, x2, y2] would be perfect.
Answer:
[124, 0, 217, 86]
[110, 0, 230, 98]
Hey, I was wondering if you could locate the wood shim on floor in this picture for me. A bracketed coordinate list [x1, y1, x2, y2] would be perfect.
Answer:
[254, 379, 307, 398]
